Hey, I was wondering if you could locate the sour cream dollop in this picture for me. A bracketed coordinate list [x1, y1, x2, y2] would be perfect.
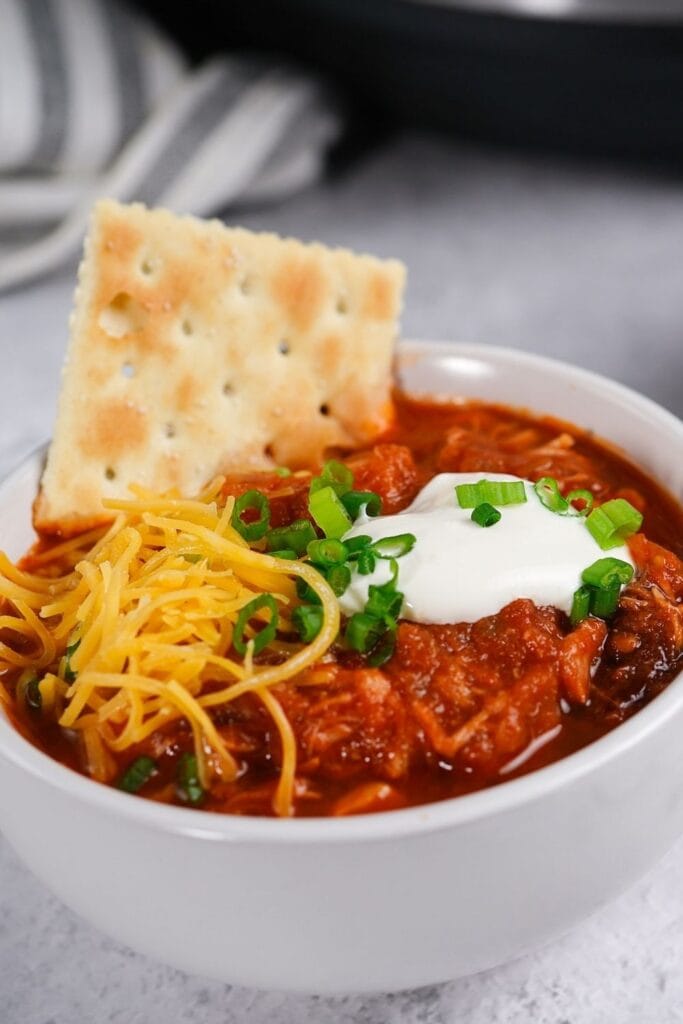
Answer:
[339, 473, 634, 625]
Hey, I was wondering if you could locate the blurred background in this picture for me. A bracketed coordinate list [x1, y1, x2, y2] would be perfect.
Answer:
[2, 0, 683, 445]
[144, 0, 683, 159]
[1, 2, 683, 1018]
[2, 0, 683, 421]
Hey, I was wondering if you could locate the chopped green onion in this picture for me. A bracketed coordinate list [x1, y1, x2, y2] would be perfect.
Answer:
[590, 584, 621, 618]
[371, 533, 416, 559]
[454, 483, 480, 509]
[345, 535, 376, 572]
[64, 638, 81, 683]
[455, 478, 527, 509]
[586, 499, 643, 550]
[309, 459, 354, 498]
[566, 489, 594, 516]
[570, 585, 592, 626]
[182, 552, 204, 564]
[346, 592, 402, 662]
[325, 564, 352, 596]
[366, 630, 397, 667]
[581, 557, 634, 590]
[345, 556, 403, 663]
[534, 477, 595, 518]
[471, 502, 501, 528]
[292, 603, 324, 643]
[231, 490, 270, 542]
[365, 582, 403, 623]
[274, 466, 292, 478]
[266, 518, 316, 555]
[345, 613, 385, 654]
[176, 752, 204, 806]
[533, 477, 570, 515]
[384, 558, 400, 588]
[570, 558, 634, 626]
[295, 578, 321, 605]
[356, 549, 377, 575]
[340, 490, 382, 520]
[118, 756, 157, 794]
[268, 549, 297, 560]
[307, 538, 348, 566]
[233, 594, 279, 656]
[309, 485, 352, 539]
[24, 676, 42, 711]
[345, 535, 372, 556]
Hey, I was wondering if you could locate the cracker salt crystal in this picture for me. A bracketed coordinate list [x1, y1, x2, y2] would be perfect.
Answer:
[34, 200, 406, 534]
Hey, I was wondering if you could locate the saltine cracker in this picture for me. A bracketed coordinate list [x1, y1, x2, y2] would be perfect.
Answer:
[34, 200, 405, 533]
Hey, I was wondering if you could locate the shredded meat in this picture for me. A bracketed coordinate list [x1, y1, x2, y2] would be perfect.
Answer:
[345, 444, 420, 513]
[436, 425, 612, 500]
[208, 535, 683, 812]
[560, 618, 607, 704]
[211, 538, 683, 812]
[594, 536, 683, 711]
[219, 443, 419, 525]
[247, 600, 604, 788]
[220, 470, 312, 527]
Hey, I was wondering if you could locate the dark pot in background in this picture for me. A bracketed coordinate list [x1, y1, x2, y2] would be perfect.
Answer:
[137, 0, 683, 160]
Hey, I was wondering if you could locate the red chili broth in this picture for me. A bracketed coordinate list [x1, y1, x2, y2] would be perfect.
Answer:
[4, 394, 683, 818]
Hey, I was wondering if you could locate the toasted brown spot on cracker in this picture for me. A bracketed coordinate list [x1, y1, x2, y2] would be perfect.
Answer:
[175, 373, 200, 414]
[272, 255, 326, 333]
[313, 333, 344, 375]
[363, 270, 396, 321]
[99, 215, 140, 262]
[80, 399, 148, 461]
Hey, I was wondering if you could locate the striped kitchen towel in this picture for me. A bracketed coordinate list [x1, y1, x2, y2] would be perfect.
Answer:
[0, 0, 341, 291]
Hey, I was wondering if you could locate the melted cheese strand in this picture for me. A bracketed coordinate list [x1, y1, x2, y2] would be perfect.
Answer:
[259, 687, 297, 817]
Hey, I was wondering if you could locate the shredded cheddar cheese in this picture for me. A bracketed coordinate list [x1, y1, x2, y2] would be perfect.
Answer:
[0, 478, 339, 815]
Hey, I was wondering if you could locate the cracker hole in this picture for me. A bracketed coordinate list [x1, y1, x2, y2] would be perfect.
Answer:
[264, 444, 275, 460]
[104, 466, 116, 481]
[222, 381, 233, 396]
[239, 275, 253, 296]
[121, 361, 135, 379]
[319, 403, 330, 417]
[181, 319, 193, 337]
[164, 422, 176, 439]
[140, 258, 154, 276]
[278, 340, 290, 355]
[98, 292, 145, 339]
[336, 296, 348, 315]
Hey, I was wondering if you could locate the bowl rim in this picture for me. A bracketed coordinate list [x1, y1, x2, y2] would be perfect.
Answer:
[1, 339, 682, 845]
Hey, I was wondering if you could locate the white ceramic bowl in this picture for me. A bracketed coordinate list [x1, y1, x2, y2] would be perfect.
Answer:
[1, 341, 683, 994]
